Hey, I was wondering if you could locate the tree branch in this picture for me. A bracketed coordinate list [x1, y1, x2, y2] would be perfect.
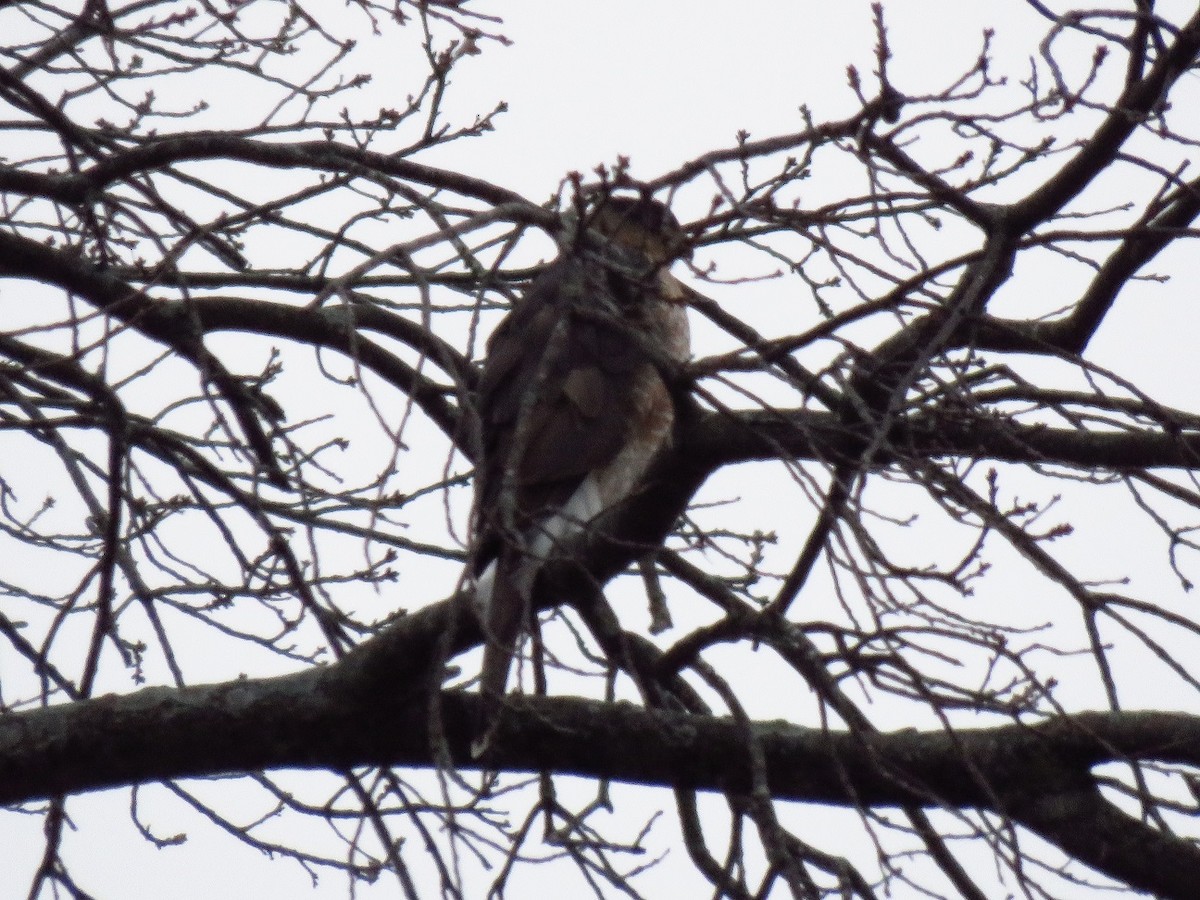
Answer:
[690, 407, 1200, 472]
[0, 133, 547, 216]
[4, 651, 1200, 897]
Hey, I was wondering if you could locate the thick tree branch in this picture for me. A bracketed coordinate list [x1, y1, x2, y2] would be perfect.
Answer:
[3, 653, 1199, 897]
[690, 408, 1200, 472]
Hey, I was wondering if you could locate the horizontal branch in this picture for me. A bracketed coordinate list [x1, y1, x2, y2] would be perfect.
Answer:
[3, 626, 1199, 898]
[692, 407, 1200, 472]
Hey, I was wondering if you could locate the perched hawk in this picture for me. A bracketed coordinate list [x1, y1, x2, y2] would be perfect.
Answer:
[470, 194, 691, 721]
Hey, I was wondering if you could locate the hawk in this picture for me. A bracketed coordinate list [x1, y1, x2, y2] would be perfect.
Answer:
[470, 194, 691, 724]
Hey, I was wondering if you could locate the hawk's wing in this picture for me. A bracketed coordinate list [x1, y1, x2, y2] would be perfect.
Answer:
[472, 257, 651, 573]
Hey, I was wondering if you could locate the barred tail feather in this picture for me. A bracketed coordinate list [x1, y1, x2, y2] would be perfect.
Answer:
[477, 554, 526, 701]
[472, 552, 532, 757]
[471, 473, 604, 757]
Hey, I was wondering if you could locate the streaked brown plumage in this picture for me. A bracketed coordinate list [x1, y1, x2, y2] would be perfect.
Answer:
[470, 195, 691, 743]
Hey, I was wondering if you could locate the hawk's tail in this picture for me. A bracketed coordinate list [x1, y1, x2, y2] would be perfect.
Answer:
[472, 552, 530, 757]
[471, 481, 602, 756]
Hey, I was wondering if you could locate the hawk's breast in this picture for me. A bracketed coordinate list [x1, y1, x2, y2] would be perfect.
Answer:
[590, 271, 690, 508]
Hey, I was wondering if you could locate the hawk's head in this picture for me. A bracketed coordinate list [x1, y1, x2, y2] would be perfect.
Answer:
[588, 195, 691, 266]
